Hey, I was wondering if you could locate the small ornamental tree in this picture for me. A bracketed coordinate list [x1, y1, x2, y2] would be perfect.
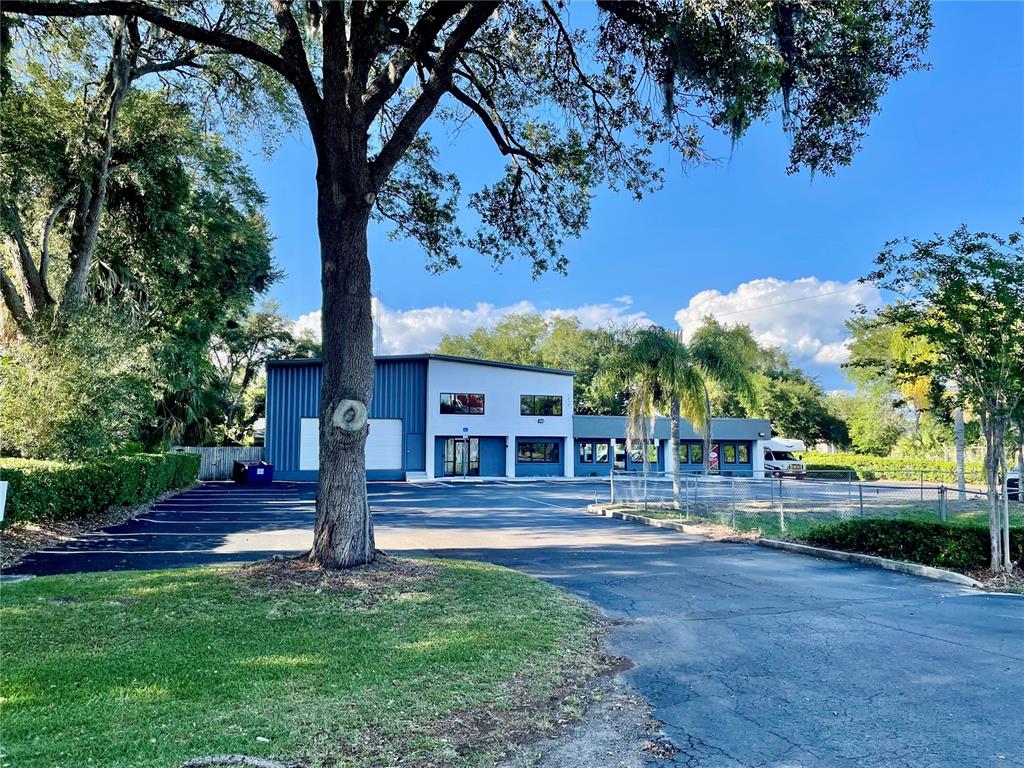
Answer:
[863, 223, 1024, 572]
[4, 0, 931, 568]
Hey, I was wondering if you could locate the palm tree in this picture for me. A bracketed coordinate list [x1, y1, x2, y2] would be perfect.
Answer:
[687, 320, 759, 476]
[610, 322, 758, 508]
[610, 328, 708, 509]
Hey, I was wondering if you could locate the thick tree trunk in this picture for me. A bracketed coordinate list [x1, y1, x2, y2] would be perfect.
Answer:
[309, 166, 376, 568]
[670, 398, 681, 510]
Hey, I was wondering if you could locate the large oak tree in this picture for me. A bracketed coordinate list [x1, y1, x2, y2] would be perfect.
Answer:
[4, 0, 931, 568]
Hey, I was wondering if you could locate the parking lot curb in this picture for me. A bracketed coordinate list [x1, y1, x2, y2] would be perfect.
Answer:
[587, 504, 984, 589]
[755, 539, 984, 588]
[586, 504, 713, 536]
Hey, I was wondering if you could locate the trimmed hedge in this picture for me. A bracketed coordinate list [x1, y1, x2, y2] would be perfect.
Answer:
[802, 452, 985, 483]
[803, 518, 1024, 570]
[0, 453, 200, 525]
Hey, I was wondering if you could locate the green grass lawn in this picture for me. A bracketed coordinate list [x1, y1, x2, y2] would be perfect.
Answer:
[0, 558, 599, 768]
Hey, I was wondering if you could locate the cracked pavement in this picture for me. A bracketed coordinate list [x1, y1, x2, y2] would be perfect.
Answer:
[10, 480, 1024, 767]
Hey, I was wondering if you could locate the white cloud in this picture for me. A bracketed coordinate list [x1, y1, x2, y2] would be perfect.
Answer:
[293, 296, 650, 355]
[673, 277, 882, 366]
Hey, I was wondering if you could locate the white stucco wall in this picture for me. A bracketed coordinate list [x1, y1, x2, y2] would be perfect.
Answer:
[425, 359, 574, 478]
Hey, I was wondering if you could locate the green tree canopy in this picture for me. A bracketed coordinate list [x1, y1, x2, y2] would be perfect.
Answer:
[436, 313, 628, 414]
[862, 222, 1024, 571]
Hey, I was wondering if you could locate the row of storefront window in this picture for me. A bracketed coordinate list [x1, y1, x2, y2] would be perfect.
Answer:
[577, 440, 751, 465]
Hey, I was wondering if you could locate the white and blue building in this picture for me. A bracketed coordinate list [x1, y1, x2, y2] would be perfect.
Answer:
[265, 354, 771, 481]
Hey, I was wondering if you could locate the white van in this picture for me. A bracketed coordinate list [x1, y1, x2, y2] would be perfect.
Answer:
[763, 438, 807, 478]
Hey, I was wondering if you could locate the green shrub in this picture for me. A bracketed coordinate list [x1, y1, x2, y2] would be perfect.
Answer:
[803, 518, 1024, 569]
[0, 453, 200, 525]
[0, 316, 154, 461]
[802, 452, 985, 484]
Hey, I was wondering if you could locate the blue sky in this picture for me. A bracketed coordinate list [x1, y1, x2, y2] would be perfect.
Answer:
[247, 1, 1024, 390]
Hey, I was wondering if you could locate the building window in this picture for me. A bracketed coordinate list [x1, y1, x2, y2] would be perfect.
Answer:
[737, 443, 750, 463]
[595, 443, 609, 463]
[518, 441, 560, 463]
[443, 437, 479, 476]
[679, 442, 703, 464]
[631, 441, 658, 463]
[578, 442, 594, 463]
[689, 443, 703, 465]
[723, 444, 737, 464]
[613, 443, 627, 470]
[520, 395, 563, 416]
[440, 392, 484, 415]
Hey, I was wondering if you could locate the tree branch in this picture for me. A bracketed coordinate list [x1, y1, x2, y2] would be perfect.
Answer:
[447, 79, 542, 168]
[363, 1, 472, 119]
[267, 0, 322, 121]
[0, 200, 47, 314]
[40, 189, 74, 295]
[370, 2, 499, 188]
[0, 263, 33, 333]
[3, 1, 297, 85]
[132, 48, 202, 78]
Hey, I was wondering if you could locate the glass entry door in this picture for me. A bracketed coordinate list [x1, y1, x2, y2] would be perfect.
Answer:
[443, 437, 480, 477]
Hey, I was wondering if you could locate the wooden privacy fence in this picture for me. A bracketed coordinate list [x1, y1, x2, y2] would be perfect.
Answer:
[171, 446, 265, 480]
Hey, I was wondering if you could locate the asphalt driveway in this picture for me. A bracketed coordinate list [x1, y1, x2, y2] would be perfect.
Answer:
[7, 480, 1024, 767]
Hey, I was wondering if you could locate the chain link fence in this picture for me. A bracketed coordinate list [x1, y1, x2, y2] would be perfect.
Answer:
[608, 470, 1018, 538]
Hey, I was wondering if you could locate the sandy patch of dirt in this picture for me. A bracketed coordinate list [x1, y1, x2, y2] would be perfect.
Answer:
[497, 675, 671, 768]
[966, 565, 1024, 594]
[232, 552, 439, 600]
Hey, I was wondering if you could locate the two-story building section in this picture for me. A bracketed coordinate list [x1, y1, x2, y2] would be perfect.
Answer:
[265, 354, 575, 481]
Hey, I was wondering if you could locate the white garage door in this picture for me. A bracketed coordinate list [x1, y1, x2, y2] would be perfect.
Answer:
[298, 418, 403, 471]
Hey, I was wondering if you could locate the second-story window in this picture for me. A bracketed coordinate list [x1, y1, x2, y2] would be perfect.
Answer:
[440, 393, 485, 415]
[520, 394, 563, 416]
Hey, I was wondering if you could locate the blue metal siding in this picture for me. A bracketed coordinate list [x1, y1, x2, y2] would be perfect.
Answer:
[265, 362, 320, 474]
[265, 358, 428, 478]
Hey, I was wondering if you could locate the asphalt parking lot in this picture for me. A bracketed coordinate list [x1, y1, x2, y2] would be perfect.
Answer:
[7, 480, 1024, 767]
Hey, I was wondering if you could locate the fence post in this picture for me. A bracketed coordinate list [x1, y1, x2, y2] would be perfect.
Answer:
[920, 469, 924, 502]
[778, 478, 785, 534]
[939, 484, 947, 523]
[858, 484, 864, 517]
[730, 477, 736, 527]
[610, 470, 615, 505]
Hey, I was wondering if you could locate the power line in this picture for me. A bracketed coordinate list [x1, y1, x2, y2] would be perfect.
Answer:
[685, 284, 872, 319]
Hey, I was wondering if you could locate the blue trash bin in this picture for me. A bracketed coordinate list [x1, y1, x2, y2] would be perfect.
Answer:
[233, 461, 274, 485]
